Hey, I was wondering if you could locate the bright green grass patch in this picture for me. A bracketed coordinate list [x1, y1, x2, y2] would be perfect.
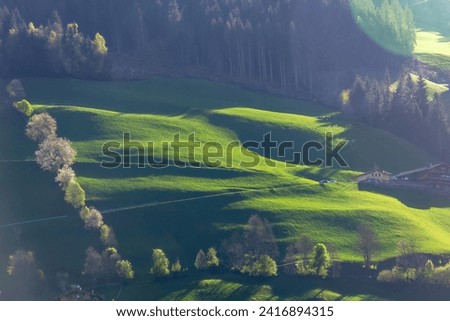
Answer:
[414, 30, 450, 71]
[164, 279, 278, 301]
[24, 77, 329, 116]
[212, 107, 347, 137]
[78, 172, 310, 200]
[390, 72, 449, 99]
[33, 104, 310, 181]
[209, 107, 433, 173]
[340, 294, 381, 301]
[299, 289, 342, 301]
[225, 185, 450, 261]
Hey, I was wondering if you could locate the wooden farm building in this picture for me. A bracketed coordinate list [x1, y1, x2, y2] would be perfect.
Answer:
[358, 163, 450, 195]
[356, 166, 392, 183]
[395, 163, 450, 190]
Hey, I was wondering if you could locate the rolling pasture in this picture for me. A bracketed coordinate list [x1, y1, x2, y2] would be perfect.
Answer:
[0, 78, 449, 300]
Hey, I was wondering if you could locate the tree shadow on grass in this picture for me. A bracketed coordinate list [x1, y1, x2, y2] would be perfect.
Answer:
[358, 183, 450, 209]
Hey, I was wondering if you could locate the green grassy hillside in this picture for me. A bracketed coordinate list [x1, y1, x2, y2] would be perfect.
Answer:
[1, 77, 449, 300]
[407, 0, 450, 70]
[415, 30, 450, 71]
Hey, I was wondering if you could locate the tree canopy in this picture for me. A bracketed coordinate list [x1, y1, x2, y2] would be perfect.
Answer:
[350, 0, 416, 56]
[26, 113, 57, 142]
[150, 249, 170, 278]
[117, 260, 135, 280]
[35, 136, 76, 172]
[15, 99, 33, 117]
[64, 179, 85, 208]
[194, 249, 208, 271]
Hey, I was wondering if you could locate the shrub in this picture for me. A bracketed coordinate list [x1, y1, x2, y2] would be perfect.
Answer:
[116, 260, 135, 280]
[15, 99, 33, 117]
[206, 247, 220, 269]
[100, 224, 117, 246]
[150, 249, 170, 278]
[171, 259, 182, 274]
[64, 180, 85, 208]
[249, 255, 278, 277]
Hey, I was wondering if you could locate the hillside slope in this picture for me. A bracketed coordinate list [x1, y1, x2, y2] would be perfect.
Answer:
[1, 77, 449, 299]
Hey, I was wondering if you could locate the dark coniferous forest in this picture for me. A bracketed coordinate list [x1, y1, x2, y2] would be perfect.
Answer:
[2, 0, 446, 160]
[0, 0, 412, 87]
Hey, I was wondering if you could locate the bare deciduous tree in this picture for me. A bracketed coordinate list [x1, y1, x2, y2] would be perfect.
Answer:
[82, 247, 103, 289]
[221, 232, 245, 270]
[6, 79, 25, 102]
[222, 215, 279, 271]
[102, 247, 121, 285]
[6, 250, 44, 298]
[397, 240, 427, 269]
[283, 234, 313, 274]
[357, 223, 379, 269]
[244, 215, 279, 259]
[194, 249, 207, 270]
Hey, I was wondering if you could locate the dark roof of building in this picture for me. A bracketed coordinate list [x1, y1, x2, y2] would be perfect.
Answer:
[395, 163, 446, 178]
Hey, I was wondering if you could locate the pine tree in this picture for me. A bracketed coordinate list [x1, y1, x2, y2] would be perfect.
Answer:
[349, 76, 367, 117]
[416, 75, 429, 118]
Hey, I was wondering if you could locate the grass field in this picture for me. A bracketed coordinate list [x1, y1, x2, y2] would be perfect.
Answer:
[1, 77, 449, 300]
[409, 0, 450, 70]
[390, 72, 449, 97]
[96, 271, 449, 301]
[414, 30, 450, 71]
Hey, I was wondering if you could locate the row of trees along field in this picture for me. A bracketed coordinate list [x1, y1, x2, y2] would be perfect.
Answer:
[377, 240, 450, 286]
[0, 1, 414, 90]
[148, 215, 339, 279]
[147, 215, 449, 288]
[345, 71, 450, 161]
[3, 203, 449, 299]
[1, 92, 134, 299]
